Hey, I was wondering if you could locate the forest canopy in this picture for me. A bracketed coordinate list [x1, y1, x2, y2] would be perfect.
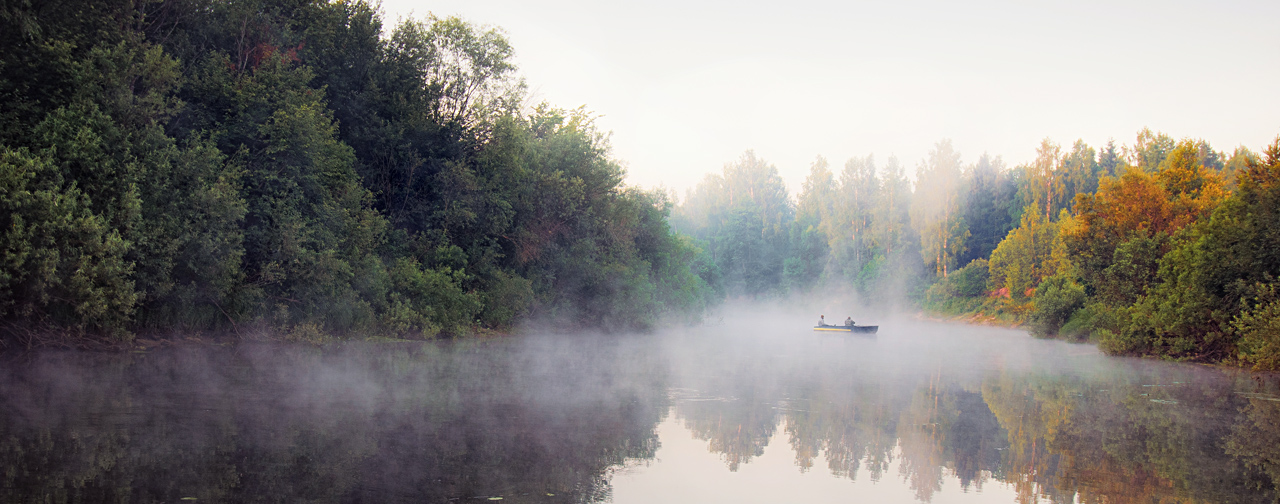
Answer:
[0, 0, 718, 344]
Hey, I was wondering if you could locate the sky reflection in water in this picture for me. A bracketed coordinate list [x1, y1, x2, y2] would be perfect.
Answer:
[2, 306, 1279, 503]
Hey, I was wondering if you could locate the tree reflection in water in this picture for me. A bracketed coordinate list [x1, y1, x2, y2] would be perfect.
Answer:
[2, 326, 1280, 503]
[664, 322, 1280, 504]
[0, 338, 669, 503]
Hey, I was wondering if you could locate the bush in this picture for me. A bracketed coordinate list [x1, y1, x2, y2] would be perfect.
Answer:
[1029, 272, 1086, 338]
[1057, 301, 1126, 343]
[1235, 282, 1280, 371]
[479, 270, 534, 328]
[949, 259, 990, 298]
[384, 258, 481, 337]
[922, 259, 994, 316]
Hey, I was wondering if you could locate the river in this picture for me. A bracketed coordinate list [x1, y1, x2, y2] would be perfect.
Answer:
[2, 307, 1278, 503]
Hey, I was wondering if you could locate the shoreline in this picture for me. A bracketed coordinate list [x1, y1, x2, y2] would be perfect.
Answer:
[915, 310, 1025, 330]
[0, 325, 518, 353]
[917, 310, 1279, 373]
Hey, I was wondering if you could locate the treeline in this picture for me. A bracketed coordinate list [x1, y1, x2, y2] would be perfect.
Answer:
[949, 133, 1279, 370]
[0, 0, 718, 344]
[675, 132, 1280, 369]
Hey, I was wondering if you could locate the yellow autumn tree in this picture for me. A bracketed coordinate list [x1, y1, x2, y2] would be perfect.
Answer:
[987, 207, 1066, 301]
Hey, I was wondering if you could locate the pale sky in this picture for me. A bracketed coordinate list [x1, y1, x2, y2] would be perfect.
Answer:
[379, 0, 1280, 198]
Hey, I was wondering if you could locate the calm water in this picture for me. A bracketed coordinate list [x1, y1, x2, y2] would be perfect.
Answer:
[3, 310, 1279, 503]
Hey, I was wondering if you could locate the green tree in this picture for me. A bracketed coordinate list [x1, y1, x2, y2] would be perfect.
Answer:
[400, 15, 523, 131]
[839, 155, 879, 268]
[1060, 139, 1100, 209]
[911, 140, 967, 277]
[987, 207, 1061, 301]
[1065, 168, 1181, 304]
[1222, 145, 1258, 190]
[864, 156, 925, 299]
[871, 156, 916, 258]
[1130, 127, 1175, 172]
[1098, 139, 1124, 177]
[1029, 272, 1086, 338]
[959, 153, 1017, 265]
[184, 51, 389, 332]
[0, 0, 720, 343]
[1121, 138, 1280, 360]
[676, 151, 793, 297]
[783, 225, 828, 291]
[1023, 138, 1065, 221]
[1233, 280, 1280, 370]
[0, 148, 136, 339]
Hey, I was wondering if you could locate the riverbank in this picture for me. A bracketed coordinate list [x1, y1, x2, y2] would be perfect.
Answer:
[0, 324, 518, 353]
[919, 295, 1032, 331]
[917, 305, 1279, 373]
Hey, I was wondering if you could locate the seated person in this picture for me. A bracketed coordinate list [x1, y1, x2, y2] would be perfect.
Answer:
[818, 315, 826, 326]
[844, 317, 854, 326]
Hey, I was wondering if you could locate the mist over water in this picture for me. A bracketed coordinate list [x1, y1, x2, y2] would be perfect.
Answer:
[3, 303, 1279, 503]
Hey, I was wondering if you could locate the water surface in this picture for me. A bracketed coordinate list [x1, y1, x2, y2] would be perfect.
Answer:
[3, 310, 1278, 503]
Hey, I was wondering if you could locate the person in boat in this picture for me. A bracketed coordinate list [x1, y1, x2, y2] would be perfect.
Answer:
[844, 316, 854, 327]
[818, 315, 826, 326]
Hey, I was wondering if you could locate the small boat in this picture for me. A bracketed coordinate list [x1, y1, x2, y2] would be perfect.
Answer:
[813, 324, 878, 334]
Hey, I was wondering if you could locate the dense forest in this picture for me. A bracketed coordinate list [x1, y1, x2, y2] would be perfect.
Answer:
[2, 0, 1277, 370]
[0, 0, 719, 345]
[674, 132, 1280, 369]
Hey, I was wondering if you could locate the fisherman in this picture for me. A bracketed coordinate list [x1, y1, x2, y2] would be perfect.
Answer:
[818, 315, 826, 326]
[844, 316, 854, 327]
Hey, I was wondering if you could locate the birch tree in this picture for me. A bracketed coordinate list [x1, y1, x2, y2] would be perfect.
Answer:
[911, 140, 968, 277]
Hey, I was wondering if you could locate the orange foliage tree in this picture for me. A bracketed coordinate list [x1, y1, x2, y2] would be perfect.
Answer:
[1063, 140, 1226, 307]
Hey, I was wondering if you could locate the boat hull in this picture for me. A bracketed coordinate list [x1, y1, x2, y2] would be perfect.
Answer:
[813, 325, 878, 334]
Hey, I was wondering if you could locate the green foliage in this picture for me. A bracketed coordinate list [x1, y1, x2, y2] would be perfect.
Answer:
[1107, 138, 1277, 360]
[1020, 139, 1066, 221]
[782, 226, 827, 291]
[1098, 139, 1124, 177]
[487, 109, 716, 330]
[1096, 308, 1146, 355]
[3, 0, 1277, 363]
[478, 269, 533, 328]
[1060, 140, 1101, 209]
[1132, 128, 1176, 172]
[944, 259, 991, 298]
[959, 154, 1018, 266]
[0, 147, 136, 339]
[754, 152, 924, 299]
[384, 257, 480, 337]
[923, 259, 993, 315]
[0, 0, 718, 343]
[1122, 234, 1221, 358]
[1029, 272, 1086, 339]
[133, 138, 247, 331]
[912, 140, 968, 277]
[1233, 280, 1280, 370]
[1222, 146, 1257, 190]
[675, 151, 793, 298]
[179, 49, 391, 334]
[1092, 231, 1166, 306]
[988, 207, 1060, 300]
[1056, 302, 1111, 342]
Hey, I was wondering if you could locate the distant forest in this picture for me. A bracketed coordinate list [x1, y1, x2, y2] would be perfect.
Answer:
[675, 134, 1280, 370]
[0, 0, 718, 344]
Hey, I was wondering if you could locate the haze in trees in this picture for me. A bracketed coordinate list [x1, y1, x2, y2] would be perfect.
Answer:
[0, 0, 715, 343]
